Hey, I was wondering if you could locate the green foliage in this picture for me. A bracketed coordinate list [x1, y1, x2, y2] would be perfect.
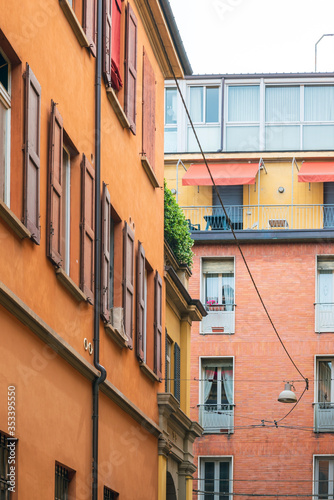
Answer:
[164, 180, 194, 268]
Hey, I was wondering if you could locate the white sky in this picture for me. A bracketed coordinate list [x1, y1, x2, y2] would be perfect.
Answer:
[168, 0, 334, 75]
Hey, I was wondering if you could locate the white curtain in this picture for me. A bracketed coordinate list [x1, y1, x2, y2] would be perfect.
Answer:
[318, 361, 331, 403]
[205, 274, 219, 304]
[305, 86, 334, 122]
[265, 86, 300, 122]
[222, 274, 234, 311]
[222, 368, 233, 405]
[204, 368, 216, 404]
[189, 87, 203, 123]
[228, 85, 259, 122]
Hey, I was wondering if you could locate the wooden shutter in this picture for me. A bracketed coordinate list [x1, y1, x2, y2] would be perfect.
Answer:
[174, 342, 181, 402]
[83, 0, 97, 56]
[142, 50, 155, 169]
[24, 64, 41, 244]
[154, 271, 162, 378]
[136, 241, 145, 361]
[124, 3, 137, 134]
[101, 182, 111, 321]
[123, 222, 135, 348]
[80, 154, 95, 303]
[110, 0, 123, 90]
[102, 0, 112, 86]
[47, 101, 63, 266]
[165, 328, 168, 392]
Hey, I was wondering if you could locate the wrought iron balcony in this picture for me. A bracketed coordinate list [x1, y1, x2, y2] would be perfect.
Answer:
[182, 204, 334, 232]
[201, 305, 235, 335]
[198, 404, 234, 434]
[314, 402, 334, 432]
[315, 303, 334, 333]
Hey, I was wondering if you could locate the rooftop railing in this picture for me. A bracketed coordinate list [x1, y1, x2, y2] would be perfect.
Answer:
[182, 204, 334, 231]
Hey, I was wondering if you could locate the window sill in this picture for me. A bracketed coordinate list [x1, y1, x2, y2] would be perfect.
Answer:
[59, 0, 90, 48]
[139, 361, 161, 383]
[55, 267, 87, 302]
[141, 156, 160, 188]
[106, 87, 130, 129]
[104, 322, 128, 349]
[0, 200, 32, 240]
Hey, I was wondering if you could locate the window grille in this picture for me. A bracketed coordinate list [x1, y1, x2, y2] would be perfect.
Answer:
[55, 464, 69, 500]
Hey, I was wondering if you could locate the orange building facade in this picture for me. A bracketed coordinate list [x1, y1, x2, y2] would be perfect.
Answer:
[0, 0, 192, 498]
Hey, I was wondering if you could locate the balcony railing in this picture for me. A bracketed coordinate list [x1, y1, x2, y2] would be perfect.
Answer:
[201, 305, 235, 334]
[315, 303, 334, 333]
[182, 204, 334, 231]
[314, 402, 334, 432]
[198, 404, 234, 433]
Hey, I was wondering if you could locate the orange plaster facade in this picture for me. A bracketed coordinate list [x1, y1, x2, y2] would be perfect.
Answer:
[0, 0, 187, 498]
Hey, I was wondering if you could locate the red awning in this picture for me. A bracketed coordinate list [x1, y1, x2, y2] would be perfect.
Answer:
[298, 162, 334, 183]
[182, 163, 259, 186]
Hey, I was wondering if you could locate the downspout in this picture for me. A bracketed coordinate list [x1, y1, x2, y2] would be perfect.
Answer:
[92, 0, 107, 499]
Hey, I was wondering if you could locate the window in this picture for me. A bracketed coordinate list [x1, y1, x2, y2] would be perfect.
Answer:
[164, 87, 177, 153]
[188, 85, 221, 152]
[55, 463, 74, 500]
[124, 3, 137, 134]
[201, 259, 235, 334]
[304, 86, 334, 149]
[226, 85, 260, 151]
[265, 86, 300, 150]
[104, 486, 119, 499]
[62, 147, 71, 275]
[142, 49, 156, 171]
[200, 457, 232, 500]
[199, 358, 234, 433]
[174, 342, 180, 402]
[103, 0, 123, 90]
[314, 456, 334, 498]
[315, 358, 334, 432]
[316, 257, 334, 333]
[0, 432, 11, 499]
[0, 49, 11, 206]
[165, 334, 171, 392]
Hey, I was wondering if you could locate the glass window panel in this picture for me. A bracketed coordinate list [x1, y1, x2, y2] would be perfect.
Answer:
[187, 125, 221, 152]
[265, 86, 300, 122]
[204, 462, 215, 500]
[164, 128, 177, 153]
[204, 366, 218, 405]
[265, 125, 300, 151]
[228, 85, 260, 122]
[318, 360, 332, 403]
[189, 86, 203, 122]
[165, 88, 177, 125]
[318, 460, 329, 497]
[305, 86, 334, 121]
[205, 274, 219, 304]
[0, 52, 9, 92]
[222, 273, 234, 311]
[303, 125, 334, 150]
[219, 462, 230, 499]
[226, 125, 259, 151]
[206, 87, 219, 123]
[0, 99, 6, 202]
[221, 363, 233, 404]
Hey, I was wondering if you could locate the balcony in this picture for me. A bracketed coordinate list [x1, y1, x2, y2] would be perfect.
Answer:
[198, 404, 234, 434]
[315, 303, 334, 333]
[201, 305, 235, 334]
[183, 204, 334, 232]
[314, 402, 334, 432]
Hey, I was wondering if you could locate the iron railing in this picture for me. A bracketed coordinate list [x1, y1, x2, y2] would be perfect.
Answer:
[182, 204, 334, 231]
[314, 402, 334, 432]
[55, 465, 69, 500]
[0, 433, 10, 500]
[198, 404, 234, 433]
[315, 303, 334, 333]
[201, 306, 235, 335]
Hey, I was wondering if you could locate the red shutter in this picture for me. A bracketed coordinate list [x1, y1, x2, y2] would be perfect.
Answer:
[136, 241, 145, 361]
[142, 49, 156, 170]
[101, 182, 111, 322]
[110, 0, 123, 90]
[123, 222, 135, 348]
[24, 63, 41, 244]
[80, 154, 95, 303]
[83, 0, 97, 56]
[47, 101, 63, 266]
[124, 3, 137, 134]
[102, 0, 112, 86]
[154, 271, 162, 379]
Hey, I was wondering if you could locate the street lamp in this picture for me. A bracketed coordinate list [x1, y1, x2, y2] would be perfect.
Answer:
[315, 34, 334, 72]
[278, 382, 297, 403]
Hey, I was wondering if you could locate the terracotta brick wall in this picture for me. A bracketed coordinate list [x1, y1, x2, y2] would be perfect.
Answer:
[190, 241, 334, 499]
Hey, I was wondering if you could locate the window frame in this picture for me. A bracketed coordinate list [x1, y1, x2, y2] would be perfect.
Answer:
[315, 256, 334, 333]
[62, 145, 71, 276]
[55, 463, 75, 500]
[199, 455, 233, 500]
[314, 455, 334, 499]
[0, 47, 11, 207]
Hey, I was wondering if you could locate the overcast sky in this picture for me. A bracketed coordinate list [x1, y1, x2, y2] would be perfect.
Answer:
[168, 0, 334, 75]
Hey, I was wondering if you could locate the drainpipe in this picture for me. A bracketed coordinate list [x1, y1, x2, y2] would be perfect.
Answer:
[92, 0, 107, 499]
